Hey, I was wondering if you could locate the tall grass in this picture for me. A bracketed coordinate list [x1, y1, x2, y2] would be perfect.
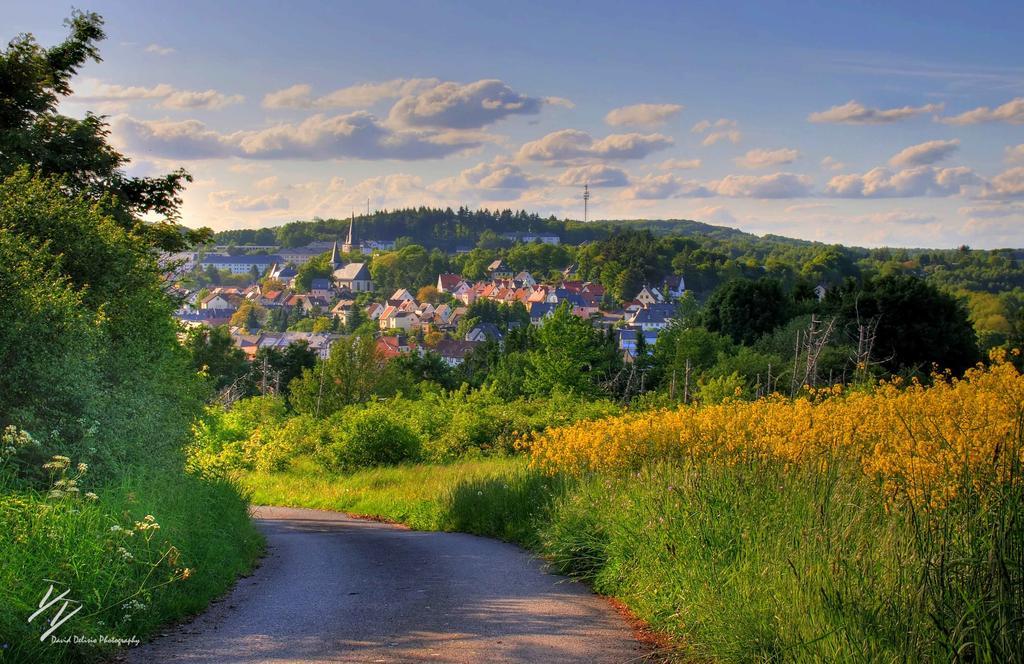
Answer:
[244, 451, 1023, 662]
[0, 468, 262, 663]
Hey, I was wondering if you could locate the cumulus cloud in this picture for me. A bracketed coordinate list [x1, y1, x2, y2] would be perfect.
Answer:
[556, 164, 629, 187]
[262, 79, 440, 109]
[825, 165, 981, 198]
[808, 100, 942, 124]
[1005, 144, 1024, 163]
[77, 80, 243, 110]
[710, 172, 813, 198]
[210, 191, 290, 212]
[977, 167, 1024, 199]
[658, 158, 702, 170]
[619, 173, 712, 200]
[691, 118, 741, 146]
[821, 156, 845, 171]
[736, 148, 800, 169]
[145, 43, 175, 56]
[388, 79, 547, 129]
[111, 112, 491, 161]
[888, 139, 960, 167]
[516, 129, 673, 162]
[432, 158, 542, 200]
[940, 98, 1024, 125]
[605, 103, 683, 127]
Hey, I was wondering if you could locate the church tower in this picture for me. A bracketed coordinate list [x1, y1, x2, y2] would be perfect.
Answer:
[330, 240, 342, 270]
[342, 211, 355, 253]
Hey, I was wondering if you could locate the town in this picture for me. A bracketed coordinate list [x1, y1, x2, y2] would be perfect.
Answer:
[172, 223, 685, 371]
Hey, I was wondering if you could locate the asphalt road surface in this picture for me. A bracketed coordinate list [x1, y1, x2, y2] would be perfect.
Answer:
[126, 506, 649, 663]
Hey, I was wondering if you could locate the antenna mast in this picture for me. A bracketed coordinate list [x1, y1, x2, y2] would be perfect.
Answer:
[583, 183, 590, 223]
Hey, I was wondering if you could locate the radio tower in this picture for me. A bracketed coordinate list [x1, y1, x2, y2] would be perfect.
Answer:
[583, 183, 590, 223]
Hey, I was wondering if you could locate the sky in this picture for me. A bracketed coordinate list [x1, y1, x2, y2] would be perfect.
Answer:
[7, 0, 1024, 248]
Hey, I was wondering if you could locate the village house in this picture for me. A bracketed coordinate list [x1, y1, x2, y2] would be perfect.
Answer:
[198, 253, 281, 275]
[486, 259, 514, 280]
[332, 262, 373, 292]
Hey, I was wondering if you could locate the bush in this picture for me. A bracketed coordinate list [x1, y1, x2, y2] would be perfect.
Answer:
[319, 405, 422, 470]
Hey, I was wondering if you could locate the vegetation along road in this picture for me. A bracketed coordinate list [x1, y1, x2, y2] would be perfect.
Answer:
[126, 506, 649, 663]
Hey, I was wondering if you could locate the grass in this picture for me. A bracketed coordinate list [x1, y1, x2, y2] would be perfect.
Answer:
[243, 455, 1024, 662]
[0, 468, 263, 663]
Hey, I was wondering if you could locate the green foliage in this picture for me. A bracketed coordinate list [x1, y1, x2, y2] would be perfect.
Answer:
[288, 335, 410, 416]
[827, 273, 980, 374]
[294, 252, 331, 292]
[184, 325, 248, 392]
[319, 404, 421, 470]
[0, 469, 261, 663]
[524, 303, 619, 396]
[703, 277, 791, 345]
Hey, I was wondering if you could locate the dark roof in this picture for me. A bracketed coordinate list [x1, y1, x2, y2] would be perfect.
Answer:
[434, 338, 481, 359]
[466, 322, 504, 341]
[528, 302, 557, 319]
[333, 263, 371, 281]
[310, 278, 331, 289]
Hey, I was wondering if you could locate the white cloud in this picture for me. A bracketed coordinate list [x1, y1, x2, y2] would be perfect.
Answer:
[254, 176, 280, 190]
[210, 191, 290, 212]
[940, 98, 1024, 125]
[808, 100, 942, 124]
[888, 139, 960, 167]
[432, 158, 542, 200]
[825, 165, 981, 197]
[145, 43, 175, 56]
[978, 167, 1024, 199]
[556, 164, 629, 187]
[701, 130, 741, 146]
[161, 89, 244, 110]
[544, 96, 575, 109]
[784, 202, 834, 213]
[262, 79, 440, 109]
[691, 205, 738, 226]
[691, 118, 736, 133]
[658, 158, 702, 170]
[691, 118, 741, 146]
[76, 80, 243, 110]
[111, 112, 493, 161]
[710, 172, 813, 198]
[388, 79, 548, 129]
[821, 156, 845, 171]
[958, 202, 1024, 218]
[517, 129, 673, 162]
[1005, 144, 1024, 163]
[605, 103, 683, 127]
[736, 148, 800, 169]
[620, 173, 712, 200]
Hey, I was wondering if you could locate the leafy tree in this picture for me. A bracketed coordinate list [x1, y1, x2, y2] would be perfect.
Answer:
[289, 335, 407, 415]
[703, 278, 791, 345]
[294, 252, 331, 292]
[0, 11, 209, 252]
[826, 274, 979, 374]
[524, 303, 618, 396]
[183, 326, 248, 392]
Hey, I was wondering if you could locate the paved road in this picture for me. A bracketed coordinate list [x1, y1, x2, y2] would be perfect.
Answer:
[127, 506, 649, 663]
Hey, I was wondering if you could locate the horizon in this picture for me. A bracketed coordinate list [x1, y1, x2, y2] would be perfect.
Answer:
[9, 1, 1024, 249]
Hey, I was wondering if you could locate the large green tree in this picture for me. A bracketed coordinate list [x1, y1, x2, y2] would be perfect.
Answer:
[827, 274, 980, 375]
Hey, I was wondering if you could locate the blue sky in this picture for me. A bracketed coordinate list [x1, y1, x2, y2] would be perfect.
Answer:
[9, 1, 1024, 247]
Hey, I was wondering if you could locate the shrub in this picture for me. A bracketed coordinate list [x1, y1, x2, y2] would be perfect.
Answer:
[319, 405, 422, 470]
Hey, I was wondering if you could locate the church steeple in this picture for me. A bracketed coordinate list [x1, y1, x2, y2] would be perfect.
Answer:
[342, 211, 355, 253]
[330, 240, 341, 269]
